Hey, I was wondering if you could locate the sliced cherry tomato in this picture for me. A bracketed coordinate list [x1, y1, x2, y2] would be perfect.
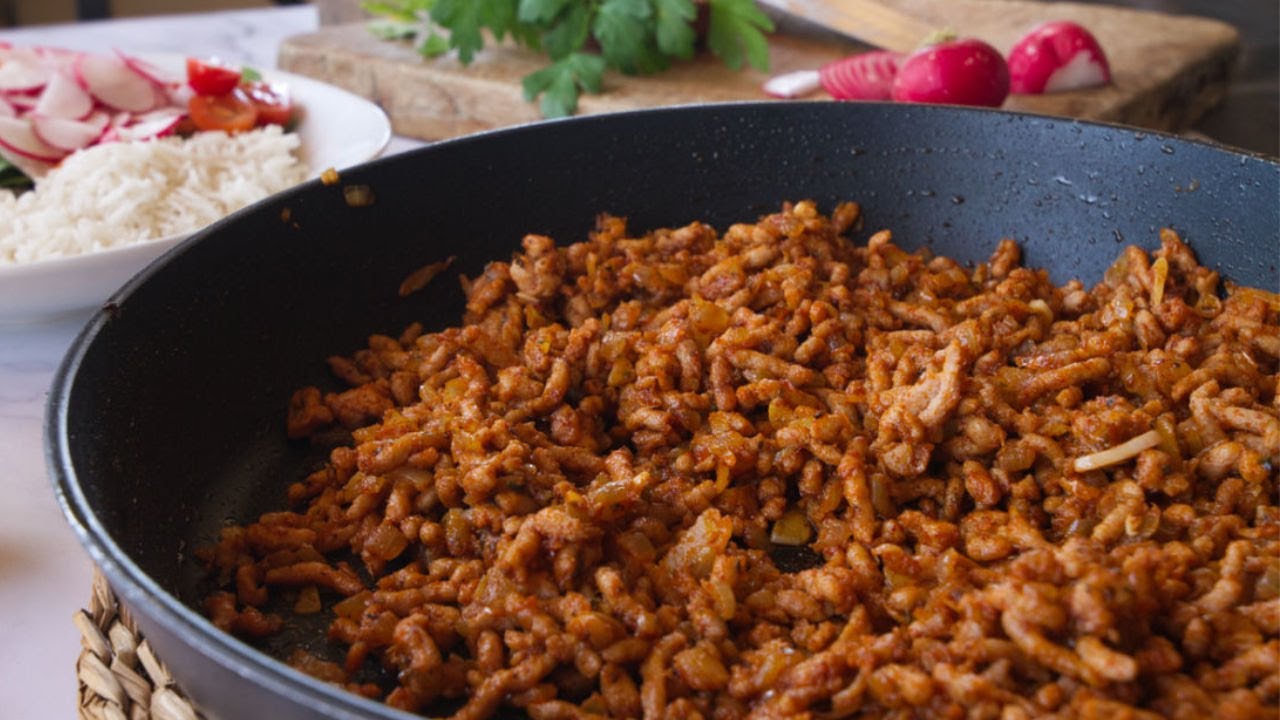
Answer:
[186, 58, 242, 96]
[188, 89, 258, 133]
[242, 81, 294, 126]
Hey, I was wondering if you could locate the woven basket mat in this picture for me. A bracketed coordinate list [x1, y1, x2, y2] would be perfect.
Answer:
[75, 569, 202, 720]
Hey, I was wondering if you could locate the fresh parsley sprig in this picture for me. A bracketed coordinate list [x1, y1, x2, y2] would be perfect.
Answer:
[362, 0, 774, 117]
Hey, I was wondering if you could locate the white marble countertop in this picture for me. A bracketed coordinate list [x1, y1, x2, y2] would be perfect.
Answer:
[0, 6, 421, 717]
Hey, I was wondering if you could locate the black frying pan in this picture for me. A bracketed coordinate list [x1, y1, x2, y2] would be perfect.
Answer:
[48, 102, 1279, 720]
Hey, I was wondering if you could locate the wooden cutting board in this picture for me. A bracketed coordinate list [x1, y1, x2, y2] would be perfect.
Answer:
[278, 0, 1238, 143]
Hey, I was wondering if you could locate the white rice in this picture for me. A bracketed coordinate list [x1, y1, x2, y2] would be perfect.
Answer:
[0, 125, 307, 265]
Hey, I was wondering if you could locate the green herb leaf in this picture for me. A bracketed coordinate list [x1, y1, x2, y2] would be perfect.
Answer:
[593, 0, 665, 74]
[522, 52, 605, 117]
[362, 0, 434, 23]
[366, 0, 771, 117]
[418, 29, 452, 56]
[653, 0, 697, 59]
[543, 3, 591, 60]
[479, 0, 519, 41]
[430, 0, 523, 63]
[367, 18, 421, 40]
[365, 0, 444, 53]
[707, 0, 773, 71]
[240, 66, 263, 83]
[431, 0, 486, 63]
[517, 0, 572, 24]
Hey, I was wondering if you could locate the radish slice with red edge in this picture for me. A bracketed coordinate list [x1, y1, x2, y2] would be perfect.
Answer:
[0, 96, 15, 118]
[0, 115, 69, 162]
[819, 50, 902, 101]
[33, 45, 83, 67]
[0, 53, 50, 93]
[114, 108, 183, 141]
[34, 71, 94, 120]
[116, 50, 185, 86]
[1007, 21, 1111, 94]
[75, 53, 160, 112]
[6, 94, 38, 111]
[166, 82, 195, 107]
[30, 110, 110, 151]
[762, 70, 822, 99]
[0, 144, 54, 179]
[130, 107, 184, 124]
[98, 110, 135, 142]
[147, 81, 172, 113]
[890, 37, 1009, 108]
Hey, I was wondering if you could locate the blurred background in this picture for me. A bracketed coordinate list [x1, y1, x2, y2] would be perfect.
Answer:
[0, 0, 1274, 155]
[2, 0, 274, 24]
[1071, 0, 1276, 156]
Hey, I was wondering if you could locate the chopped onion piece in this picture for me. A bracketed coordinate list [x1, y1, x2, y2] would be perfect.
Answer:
[343, 183, 375, 207]
[1150, 256, 1168, 306]
[771, 509, 812, 546]
[1073, 430, 1161, 473]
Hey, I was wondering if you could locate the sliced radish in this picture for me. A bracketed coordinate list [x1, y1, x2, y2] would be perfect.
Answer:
[30, 110, 110, 151]
[820, 50, 903, 101]
[5, 93, 38, 111]
[0, 143, 54, 179]
[76, 53, 159, 112]
[151, 80, 174, 111]
[97, 110, 135, 142]
[0, 53, 50, 93]
[114, 108, 183, 141]
[130, 107, 184, 124]
[0, 115, 69, 162]
[116, 50, 184, 86]
[34, 71, 94, 119]
[112, 106, 184, 140]
[33, 45, 83, 66]
[1007, 21, 1111, 94]
[166, 81, 195, 107]
[1042, 51, 1111, 93]
[762, 69, 822, 99]
[0, 96, 14, 118]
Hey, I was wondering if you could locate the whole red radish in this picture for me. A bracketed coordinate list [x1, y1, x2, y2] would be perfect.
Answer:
[1007, 21, 1111, 94]
[890, 36, 1009, 107]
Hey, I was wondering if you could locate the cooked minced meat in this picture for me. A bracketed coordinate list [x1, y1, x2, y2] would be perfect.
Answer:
[202, 201, 1279, 719]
